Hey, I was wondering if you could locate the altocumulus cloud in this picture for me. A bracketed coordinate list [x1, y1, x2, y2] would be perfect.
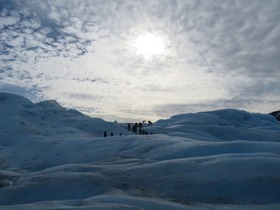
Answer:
[0, 0, 279, 121]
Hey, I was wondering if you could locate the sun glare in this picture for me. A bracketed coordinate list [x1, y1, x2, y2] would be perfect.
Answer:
[133, 33, 165, 59]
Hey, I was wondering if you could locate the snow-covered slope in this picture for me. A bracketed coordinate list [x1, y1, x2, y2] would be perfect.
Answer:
[0, 92, 130, 139]
[0, 92, 280, 210]
[153, 109, 280, 141]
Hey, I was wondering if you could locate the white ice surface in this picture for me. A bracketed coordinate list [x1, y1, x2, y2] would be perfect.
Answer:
[1, 93, 280, 209]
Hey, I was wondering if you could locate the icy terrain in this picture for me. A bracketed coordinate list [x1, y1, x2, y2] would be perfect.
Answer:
[0, 92, 280, 209]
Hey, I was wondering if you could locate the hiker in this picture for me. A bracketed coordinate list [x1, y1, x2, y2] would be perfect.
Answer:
[111, 132, 113, 136]
[128, 123, 131, 131]
[132, 123, 137, 133]
[104, 131, 107, 137]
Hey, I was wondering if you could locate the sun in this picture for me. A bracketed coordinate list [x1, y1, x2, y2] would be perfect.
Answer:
[133, 33, 165, 59]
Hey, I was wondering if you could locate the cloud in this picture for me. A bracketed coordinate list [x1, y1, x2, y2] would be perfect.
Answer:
[178, 0, 280, 78]
[0, 83, 39, 101]
[0, 1, 92, 66]
[0, 0, 279, 121]
[153, 97, 280, 120]
[0, 15, 20, 28]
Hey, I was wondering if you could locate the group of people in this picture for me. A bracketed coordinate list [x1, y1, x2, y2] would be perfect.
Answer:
[127, 121, 154, 135]
[103, 131, 122, 137]
[103, 120, 154, 138]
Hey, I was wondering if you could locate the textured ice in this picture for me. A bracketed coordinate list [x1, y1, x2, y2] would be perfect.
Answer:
[0, 92, 280, 209]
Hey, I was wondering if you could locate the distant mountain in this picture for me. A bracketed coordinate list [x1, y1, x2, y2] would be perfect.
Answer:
[269, 110, 280, 121]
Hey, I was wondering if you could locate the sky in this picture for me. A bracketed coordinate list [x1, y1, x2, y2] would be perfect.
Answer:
[0, 0, 279, 122]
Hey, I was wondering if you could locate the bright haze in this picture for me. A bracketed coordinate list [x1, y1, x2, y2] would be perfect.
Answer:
[0, 0, 279, 122]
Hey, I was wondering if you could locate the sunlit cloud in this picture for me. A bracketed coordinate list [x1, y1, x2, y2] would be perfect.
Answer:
[0, 0, 279, 121]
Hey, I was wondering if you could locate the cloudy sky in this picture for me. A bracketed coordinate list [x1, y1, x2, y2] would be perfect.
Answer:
[0, 0, 279, 122]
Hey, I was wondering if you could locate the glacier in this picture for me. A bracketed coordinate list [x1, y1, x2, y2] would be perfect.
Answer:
[0, 92, 280, 209]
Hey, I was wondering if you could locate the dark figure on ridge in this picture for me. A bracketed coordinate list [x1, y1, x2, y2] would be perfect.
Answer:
[132, 123, 137, 134]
